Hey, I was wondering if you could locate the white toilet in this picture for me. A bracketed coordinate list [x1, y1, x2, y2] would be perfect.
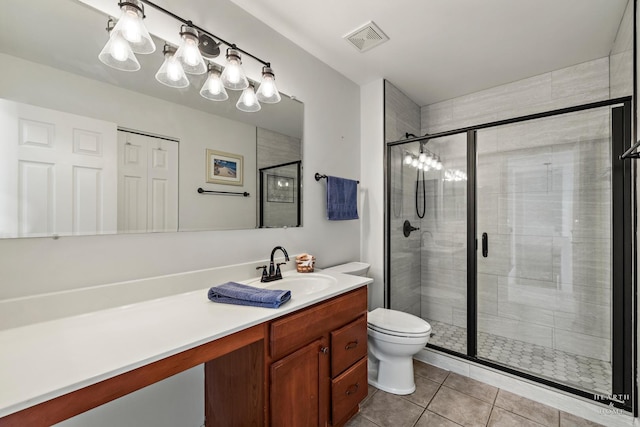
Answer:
[323, 262, 432, 395]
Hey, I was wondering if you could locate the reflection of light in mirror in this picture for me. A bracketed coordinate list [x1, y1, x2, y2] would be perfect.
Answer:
[444, 169, 467, 182]
[98, 19, 140, 72]
[200, 65, 229, 101]
[155, 45, 189, 88]
[236, 84, 261, 113]
[109, 37, 129, 61]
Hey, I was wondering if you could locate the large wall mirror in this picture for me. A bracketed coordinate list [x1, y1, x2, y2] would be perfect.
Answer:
[0, 0, 303, 239]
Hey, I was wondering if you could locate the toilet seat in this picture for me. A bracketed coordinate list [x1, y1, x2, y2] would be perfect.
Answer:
[368, 308, 431, 338]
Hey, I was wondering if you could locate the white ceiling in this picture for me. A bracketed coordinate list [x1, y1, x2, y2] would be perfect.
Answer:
[229, 0, 630, 106]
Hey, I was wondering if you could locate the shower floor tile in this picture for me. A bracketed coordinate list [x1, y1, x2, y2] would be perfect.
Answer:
[426, 319, 612, 395]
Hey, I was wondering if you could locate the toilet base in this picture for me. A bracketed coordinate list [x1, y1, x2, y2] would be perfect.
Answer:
[367, 360, 416, 395]
[367, 375, 416, 395]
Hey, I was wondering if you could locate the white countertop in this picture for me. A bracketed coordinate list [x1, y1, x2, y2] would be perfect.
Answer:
[0, 270, 372, 418]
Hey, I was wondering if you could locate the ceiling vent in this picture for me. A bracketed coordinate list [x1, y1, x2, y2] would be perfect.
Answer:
[344, 21, 389, 53]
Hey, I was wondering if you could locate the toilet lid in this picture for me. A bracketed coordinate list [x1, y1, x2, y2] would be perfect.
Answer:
[368, 308, 431, 335]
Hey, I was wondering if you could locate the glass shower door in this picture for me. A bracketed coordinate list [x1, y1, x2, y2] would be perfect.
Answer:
[475, 106, 614, 396]
[388, 133, 468, 354]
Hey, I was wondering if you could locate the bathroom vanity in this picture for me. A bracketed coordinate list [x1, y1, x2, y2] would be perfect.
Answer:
[0, 270, 371, 426]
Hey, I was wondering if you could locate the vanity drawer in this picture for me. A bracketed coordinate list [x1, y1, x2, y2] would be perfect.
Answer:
[270, 287, 367, 360]
[331, 315, 367, 377]
[331, 357, 367, 425]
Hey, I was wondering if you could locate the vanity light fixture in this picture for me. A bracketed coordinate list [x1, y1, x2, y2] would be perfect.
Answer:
[98, 18, 141, 71]
[155, 44, 189, 88]
[109, 0, 155, 54]
[99, 0, 283, 111]
[236, 83, 261, 112]
[221, 48, 249, 90]
[200, 63, 228, 101]
[175, 24, 207, 74]
[256, 66, 281, 104]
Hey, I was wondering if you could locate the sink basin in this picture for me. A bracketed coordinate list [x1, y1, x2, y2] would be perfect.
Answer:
[248, 273, 337, 296]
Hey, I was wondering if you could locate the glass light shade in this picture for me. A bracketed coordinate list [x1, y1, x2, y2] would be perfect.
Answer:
[221, 48, 249, 90]
[111, 0, 155, 54]
[236, 84, 261, 112]
[155, 46, 189, 88]
[175, 26, 207, 74]
[403, 154, 413, 165]
[200, 67, 228, 101]
[256, 66, 281, 103]
[435, 160, 443, 170]
[418, 152, 427, 163]
[411, 159, 418, 168]
[98, 27, 140, 71]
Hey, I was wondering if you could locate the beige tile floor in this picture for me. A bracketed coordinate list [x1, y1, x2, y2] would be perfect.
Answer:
[346, 360, 606, 427]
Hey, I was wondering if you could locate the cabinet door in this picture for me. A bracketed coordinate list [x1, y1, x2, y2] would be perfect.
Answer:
[271, 338, 329, 427]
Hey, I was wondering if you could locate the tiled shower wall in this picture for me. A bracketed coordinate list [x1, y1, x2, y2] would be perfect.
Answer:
[610, 0, 634, 99]
[418, 43, 632, 361]
[385, 81, 422, 317]
[256, 128, 301, 226]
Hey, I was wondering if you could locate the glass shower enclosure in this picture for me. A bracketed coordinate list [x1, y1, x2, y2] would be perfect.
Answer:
[386, 98, 633, 410]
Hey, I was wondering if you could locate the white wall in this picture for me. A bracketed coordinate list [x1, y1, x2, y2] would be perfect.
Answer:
[0, 0, 361, 425]
[0, 3, 360, 299]
[360, 79, 385, 310]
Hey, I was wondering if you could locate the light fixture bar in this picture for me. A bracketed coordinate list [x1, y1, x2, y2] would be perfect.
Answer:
[138, 0, 270, 67]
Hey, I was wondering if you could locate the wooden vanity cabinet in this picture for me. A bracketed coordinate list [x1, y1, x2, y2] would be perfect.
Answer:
[270, 337, 329, 427]
[268, 286, 368, 427]
[206, 286, 367, 427]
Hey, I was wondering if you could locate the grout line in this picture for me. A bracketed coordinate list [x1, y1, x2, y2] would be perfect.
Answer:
[410, 407, 428, 427]
[486, 406, 497, 426]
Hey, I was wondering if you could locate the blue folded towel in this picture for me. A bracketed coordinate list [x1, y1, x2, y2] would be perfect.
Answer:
[326, 176, 359, 220]
[207, 282, 291, 309]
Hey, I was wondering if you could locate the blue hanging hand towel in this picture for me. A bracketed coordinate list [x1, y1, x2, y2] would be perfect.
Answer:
[207, 282, 291, 308]
[326, 176, 359, 220]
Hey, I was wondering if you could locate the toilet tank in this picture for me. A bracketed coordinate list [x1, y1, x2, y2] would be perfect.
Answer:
[323, 262, 370, 277]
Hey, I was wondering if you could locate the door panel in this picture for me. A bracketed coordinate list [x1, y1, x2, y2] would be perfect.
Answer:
[475, 107, 614, 396]
[0, 99, 117, 237]
[270, 339, 324, 427]
[117, 130, 178, 233]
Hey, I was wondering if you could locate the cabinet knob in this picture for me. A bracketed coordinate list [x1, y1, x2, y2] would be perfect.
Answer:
[320, 346, 329, 354]
[345, 340, 358, 350]
[345, 383, 359, 395]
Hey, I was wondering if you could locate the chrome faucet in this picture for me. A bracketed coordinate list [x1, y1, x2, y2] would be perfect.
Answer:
[257, 246, 290, 282]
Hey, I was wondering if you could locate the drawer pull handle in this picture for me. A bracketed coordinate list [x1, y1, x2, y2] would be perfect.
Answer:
[345, 383, 359, 396]
[345, 340, 358, 350]
[320, 346, 329, 354]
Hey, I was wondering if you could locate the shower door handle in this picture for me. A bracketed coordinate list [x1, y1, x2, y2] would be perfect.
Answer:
[482, 233, 488, 257]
